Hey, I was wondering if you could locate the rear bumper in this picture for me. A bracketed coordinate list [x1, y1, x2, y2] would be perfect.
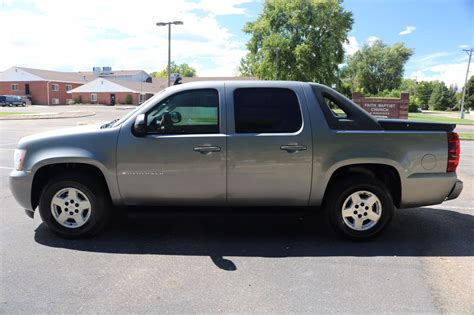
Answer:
[400, 172, 459, 208]
[446, 179, 463, 200]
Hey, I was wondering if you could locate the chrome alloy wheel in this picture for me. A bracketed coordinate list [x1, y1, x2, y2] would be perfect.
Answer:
[50, 187, 92, 228]
[341, 190, 382, 231]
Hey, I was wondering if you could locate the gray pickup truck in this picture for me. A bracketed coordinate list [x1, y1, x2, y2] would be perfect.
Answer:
[10, 81, 463, 239]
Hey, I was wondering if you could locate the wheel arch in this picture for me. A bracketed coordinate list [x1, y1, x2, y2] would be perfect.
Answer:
[31, 162, 115, 210]
[322, 163, 402, 208]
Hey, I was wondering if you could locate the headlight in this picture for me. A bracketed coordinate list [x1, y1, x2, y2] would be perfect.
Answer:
[13, 149, 26, 171]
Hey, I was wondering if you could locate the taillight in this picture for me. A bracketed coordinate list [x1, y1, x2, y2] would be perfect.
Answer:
[447, 132, 460, 172]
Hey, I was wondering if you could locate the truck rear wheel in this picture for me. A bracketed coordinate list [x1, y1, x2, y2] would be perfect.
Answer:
[324, 175, 394, 240]
[38, 173, 111, 238]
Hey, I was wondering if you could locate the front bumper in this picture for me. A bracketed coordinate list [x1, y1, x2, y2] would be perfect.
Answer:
[9, 170, 34, 212]
[446, 179, 463, 200]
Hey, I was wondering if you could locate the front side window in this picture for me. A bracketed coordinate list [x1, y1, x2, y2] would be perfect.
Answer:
[146, 89, 219, 134]
[91, 94, 97, 102]
[11, 84, 18, 91]
[233, 88, 302, 133]
[51, 84, 59, 91]
[65, 84, 72, 91]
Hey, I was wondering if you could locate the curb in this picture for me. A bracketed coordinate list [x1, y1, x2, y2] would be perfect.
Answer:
[0, 111, 96, 121]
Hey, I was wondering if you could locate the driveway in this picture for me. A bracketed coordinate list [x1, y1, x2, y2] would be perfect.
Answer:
[0, 106, 472, 313]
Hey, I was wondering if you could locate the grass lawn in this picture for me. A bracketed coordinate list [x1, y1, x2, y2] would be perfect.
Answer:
[0, 112, 31, 116]
[459, 133, 474, 140]
[408, 113, 474, 125]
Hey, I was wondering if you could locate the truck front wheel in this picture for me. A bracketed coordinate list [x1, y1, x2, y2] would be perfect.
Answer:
[38, 173, 111, 238]
[325, 176, 394, 240]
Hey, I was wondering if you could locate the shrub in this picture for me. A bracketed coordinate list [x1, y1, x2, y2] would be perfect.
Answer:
[125, 95, 133, 104]
[74, 96, 82, 104]
[408, 95, 421, 112]
[408, 104, 419, 112]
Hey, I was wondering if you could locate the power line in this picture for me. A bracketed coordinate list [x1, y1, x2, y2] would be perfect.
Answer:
[460, 48, 473, 119]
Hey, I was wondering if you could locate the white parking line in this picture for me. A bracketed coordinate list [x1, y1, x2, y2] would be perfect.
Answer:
[0, 166, 14, 170]
[0, 148, 15, 151]
[0, 143, 18, 147]
[425, 205, 473, 210]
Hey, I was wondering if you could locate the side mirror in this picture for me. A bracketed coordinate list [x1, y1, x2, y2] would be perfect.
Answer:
[133, 114, 146, 137]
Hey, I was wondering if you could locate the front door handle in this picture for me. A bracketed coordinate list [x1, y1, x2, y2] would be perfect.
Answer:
[193, 146, 221, 155]
[280, 145, 307, 153]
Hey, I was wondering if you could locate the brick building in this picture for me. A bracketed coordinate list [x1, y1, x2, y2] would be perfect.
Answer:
[0, 67, 153, 105]
[68, 78, 164, 105]
[0, 67, 95, 105]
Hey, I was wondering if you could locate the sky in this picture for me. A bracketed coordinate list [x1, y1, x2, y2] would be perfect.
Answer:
[0, 0, 472, 86]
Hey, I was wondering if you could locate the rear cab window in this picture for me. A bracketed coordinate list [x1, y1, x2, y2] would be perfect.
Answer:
[233, 88, 302, 133]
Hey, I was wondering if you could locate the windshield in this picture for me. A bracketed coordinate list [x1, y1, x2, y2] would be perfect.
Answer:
[110, 89, 166, 127]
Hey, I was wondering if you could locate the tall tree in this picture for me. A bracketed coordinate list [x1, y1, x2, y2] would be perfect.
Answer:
[151, 62, 197, 78]
[463, 75, 474, 110]
[346, 40, 413, 94]
[239, 0, 353, 84]
[429, 81, 452, 111]
[415, 81, 434, 109]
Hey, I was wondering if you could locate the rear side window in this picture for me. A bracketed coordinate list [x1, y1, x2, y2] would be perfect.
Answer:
[233, 88, 302, 133]
[323, 95, 348, 118]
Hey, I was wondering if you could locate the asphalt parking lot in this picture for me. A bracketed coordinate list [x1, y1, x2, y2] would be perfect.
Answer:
[0, 105, 473, 313]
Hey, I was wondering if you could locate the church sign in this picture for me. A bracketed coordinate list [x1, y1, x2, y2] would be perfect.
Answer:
[352, 92, 409, 119]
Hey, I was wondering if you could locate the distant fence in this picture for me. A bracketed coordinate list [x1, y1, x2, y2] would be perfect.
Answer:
[352, 92, 409, 119]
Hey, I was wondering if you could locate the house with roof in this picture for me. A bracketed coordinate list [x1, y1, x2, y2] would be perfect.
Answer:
[0, 66, 92, 105]
[68, 78, 166, 105]
[0, 66, 154, 105]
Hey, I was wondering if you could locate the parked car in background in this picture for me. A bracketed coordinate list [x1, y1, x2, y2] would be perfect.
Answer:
[9, 81, 463, 240]
[0, 95, 26, 107]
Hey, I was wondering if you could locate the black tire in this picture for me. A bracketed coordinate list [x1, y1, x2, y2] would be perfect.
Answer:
[22, 102, 26, 107]
[8, 103, 13, 107]
[38, 172, 111, 238]
[324, 175, 394, 240]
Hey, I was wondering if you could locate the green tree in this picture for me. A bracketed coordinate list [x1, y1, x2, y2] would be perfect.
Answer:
[239, 0, 353, 84]
[151, 62, 197, 78]
[462, 75, 474, 111]
[346, 40, 413, 94]
[400, 78, 417, 95]
[428, 81, 451, 111]
[415, 81, 434, 109]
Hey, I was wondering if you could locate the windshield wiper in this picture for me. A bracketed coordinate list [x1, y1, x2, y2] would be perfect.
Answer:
[100, 119, 120, 129]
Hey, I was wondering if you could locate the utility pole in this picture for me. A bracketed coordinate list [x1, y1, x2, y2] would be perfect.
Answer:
[156, 21, 184, 87]
[460, 48, 473, 119]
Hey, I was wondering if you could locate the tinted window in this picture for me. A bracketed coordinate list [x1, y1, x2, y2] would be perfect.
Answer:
[146, 89, 219, 134]
[234, 88, 302, 133]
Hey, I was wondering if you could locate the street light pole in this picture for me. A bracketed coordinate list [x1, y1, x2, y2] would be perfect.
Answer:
[156, 21, 184, 87]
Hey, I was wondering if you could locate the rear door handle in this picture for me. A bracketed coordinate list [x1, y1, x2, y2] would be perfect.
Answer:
[280, 145, 307, 153]
[193, 146, 221, 154]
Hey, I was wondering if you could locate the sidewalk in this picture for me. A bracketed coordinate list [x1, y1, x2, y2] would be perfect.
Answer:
[0, 111, 96, 120]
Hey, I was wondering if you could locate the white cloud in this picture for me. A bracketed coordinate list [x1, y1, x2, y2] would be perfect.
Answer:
[195, 0, 253, 15]
[0, 0, 252, 76]
[366, 36, 379, 46]
[399, 26, 416, 36]
[343, 36, 359, 55]
[409, 61, 470, 87]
